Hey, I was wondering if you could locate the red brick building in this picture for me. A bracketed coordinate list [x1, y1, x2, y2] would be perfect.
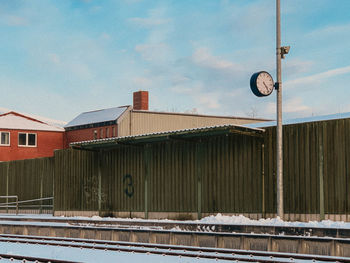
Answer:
[0, 112, 64, 161]
[64, 91, 149, 147]
[64, 105, 131, 148]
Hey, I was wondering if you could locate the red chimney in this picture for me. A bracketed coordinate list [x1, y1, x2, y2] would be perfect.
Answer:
[133, 91, 149, 110]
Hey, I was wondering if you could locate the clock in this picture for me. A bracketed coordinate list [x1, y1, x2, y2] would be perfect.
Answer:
[250, 71, 275, 97]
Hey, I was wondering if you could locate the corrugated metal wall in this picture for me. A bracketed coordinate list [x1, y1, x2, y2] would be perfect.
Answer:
[147, 141, 197, 212]
[100, 146, 144, 212]
[1, 117, 349, 220]
[118, 110, 265, 137]
[263, 118, 350, 218]
[54, 149, 98, 211]
[201, 135, 262, 214]
[53, 132, 264, 217]
[0, 157, 54, 212]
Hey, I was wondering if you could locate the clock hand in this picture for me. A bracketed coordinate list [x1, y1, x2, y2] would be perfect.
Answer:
[263, 82, 269, 91]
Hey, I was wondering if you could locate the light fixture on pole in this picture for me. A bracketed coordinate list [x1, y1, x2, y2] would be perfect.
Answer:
[250, 0, 289, 220]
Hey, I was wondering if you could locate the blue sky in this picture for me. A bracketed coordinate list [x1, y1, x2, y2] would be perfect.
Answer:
[0, 0, 349, 122]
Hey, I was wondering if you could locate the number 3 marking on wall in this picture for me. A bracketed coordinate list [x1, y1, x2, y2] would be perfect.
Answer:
[123, 174, 134, 198]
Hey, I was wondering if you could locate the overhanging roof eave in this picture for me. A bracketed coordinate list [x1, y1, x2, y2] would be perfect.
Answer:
[70, 124, 265, 150]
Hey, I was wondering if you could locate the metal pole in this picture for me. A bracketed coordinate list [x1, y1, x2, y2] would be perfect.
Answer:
[276, 0, 283, 219]
[97, 151, 102, 214]
[16, 196, 18, 215]
[319, 126, 325, 220]
[6, 163, 9, 214]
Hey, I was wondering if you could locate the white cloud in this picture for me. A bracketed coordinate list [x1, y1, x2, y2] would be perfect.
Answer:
[129, 6, 171, 28]
[129, 17, 170, 28]
[284, 97, 311, 113]
[307, 23, 350, 39]
[170, 75, 191, 86]
[284, 59, 314, 76]
[133, 77, 153, 88]
[45, 52, 94, 80]
[197, 93, 221, 110]
[135, 43, 172, 62]
[122, 0, 144, 4]
[286, 66, 350, 88]
[192, 47, 243, 72]
[266, 97, 311, 116]
[48, 53, 61, 65]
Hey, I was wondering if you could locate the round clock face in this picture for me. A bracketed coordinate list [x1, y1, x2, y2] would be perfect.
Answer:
[250, 71, 274, 97]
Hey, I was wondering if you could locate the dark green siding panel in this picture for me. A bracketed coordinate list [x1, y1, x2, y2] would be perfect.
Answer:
[1, 117, 350, 217]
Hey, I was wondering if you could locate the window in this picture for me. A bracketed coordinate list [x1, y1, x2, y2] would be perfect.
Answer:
[0, 132, 10, 146]
[100, 128, 104, 139]
[106, 128, 110, 138]
[93, 130, 97, 140]
[112, 127, 116, 137]
[18, 133, 37, 147]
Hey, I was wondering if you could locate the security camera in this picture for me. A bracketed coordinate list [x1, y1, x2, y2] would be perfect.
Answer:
[281, 46, 290, 59]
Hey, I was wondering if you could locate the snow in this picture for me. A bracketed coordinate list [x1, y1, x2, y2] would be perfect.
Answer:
[0, 113, 64, 132]
[65, 106, 128, 128]
[1, 213, 350, 262]
[73, 213, 350, 229]
[0, 107, 67, 128]
[2, 213, 350, 230]
[198, 213, 350, 229]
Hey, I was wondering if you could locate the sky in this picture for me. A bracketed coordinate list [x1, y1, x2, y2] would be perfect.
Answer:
[0, 0, 349, 122]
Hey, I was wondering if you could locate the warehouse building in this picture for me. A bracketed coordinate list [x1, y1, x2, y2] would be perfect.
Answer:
[64, 91, 268, 147]
[0, 112, 350, 221]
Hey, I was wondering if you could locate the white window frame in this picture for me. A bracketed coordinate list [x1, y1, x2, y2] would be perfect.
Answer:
[0, 131, 10, 146]
[18, 133, 37, 147]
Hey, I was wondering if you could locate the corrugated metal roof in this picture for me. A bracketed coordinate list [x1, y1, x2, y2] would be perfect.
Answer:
[71, 124, 264, 149]
[246, 112, 350, 129]
[65, 106, 128, 128]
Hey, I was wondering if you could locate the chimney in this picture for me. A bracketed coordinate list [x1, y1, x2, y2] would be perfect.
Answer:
[133, 91, 149, 110]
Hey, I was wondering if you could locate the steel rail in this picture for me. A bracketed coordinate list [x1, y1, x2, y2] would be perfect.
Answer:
[0, 252, 79, 263]
[0, 234, 349, 263]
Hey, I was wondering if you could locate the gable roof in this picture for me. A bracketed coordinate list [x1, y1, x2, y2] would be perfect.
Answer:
[0, 107, 67, 128]
[0, 112, 64, 132]
[65, 106, 129, 128]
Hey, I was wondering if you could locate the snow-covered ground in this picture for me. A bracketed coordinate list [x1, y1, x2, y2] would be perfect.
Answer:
[198, 213, 350, 229]
[1, 213, 350, 229]
[0, 213, 349, 262]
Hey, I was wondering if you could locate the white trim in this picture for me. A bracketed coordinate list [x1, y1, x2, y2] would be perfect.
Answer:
[0, 131, 10, 146]
[18, 132, 37, 147]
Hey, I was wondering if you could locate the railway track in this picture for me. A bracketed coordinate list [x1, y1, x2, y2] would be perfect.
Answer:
[0, 234, 348, 262]
[0, 253, 77, 263]
[1, 216, 350, 259]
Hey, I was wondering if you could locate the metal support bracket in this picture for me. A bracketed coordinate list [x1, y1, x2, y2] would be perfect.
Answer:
[274, 82, 280, 90]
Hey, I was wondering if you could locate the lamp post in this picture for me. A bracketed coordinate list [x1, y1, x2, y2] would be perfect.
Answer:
[276, 0, 283, 220]
[276, 0, 291, 219]
[250, 0, 289, 220]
